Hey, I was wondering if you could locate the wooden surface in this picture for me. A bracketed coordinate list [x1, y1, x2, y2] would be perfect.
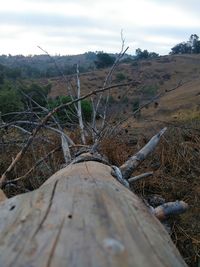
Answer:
[0, 161, 187, 267]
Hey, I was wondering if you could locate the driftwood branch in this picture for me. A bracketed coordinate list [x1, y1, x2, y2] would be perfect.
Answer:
[120, 127, 167, 180]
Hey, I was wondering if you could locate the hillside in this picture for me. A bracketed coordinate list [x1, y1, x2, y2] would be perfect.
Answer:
[0, 52, 132, 78]
[44, 54, 200, 129]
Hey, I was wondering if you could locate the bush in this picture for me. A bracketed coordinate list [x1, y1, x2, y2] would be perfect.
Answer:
[132, 98, 140, 112]
[95, 52, 115, 69]
[142, 85, 158, 96]
[135, 48, 159, 60]
[116, 73, 126, 82]
[0, 87, 24, 116]
[48, 96, 92, 123]
[81, 100, 92, 121]
[21, 83, 51, 107]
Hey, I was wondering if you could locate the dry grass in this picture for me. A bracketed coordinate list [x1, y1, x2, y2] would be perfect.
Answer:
[138, 127, 200, 266]
[97, 121, 200, 267]
[0, 120, 199, 266]
[0, 130, 64, 196]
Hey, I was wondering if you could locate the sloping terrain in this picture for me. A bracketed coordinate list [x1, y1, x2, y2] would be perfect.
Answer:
[47, 54, 200, 124]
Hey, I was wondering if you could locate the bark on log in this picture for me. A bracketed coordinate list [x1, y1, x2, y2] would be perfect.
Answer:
[0, 161, 187, 267]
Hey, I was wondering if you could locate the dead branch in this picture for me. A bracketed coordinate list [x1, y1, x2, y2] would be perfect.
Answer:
[3, 146, 61, 187]
[61, 134, 71, 164]
[92, 32, 129, 133]
[76, 63, 86, 144]
[0, 81, 138, 187]
[128, 172, 154, 184]
[153, 201, 189, 221]
[101, 34, 129, 129]
[120, 127, 167, 180]
[37, 46, 76, 101]
[0, 121, 74, 146]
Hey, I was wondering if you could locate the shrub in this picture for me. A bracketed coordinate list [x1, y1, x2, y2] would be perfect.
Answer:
[116, 73, 126, 82]
[95, 52, 115, 69]
[81, 100, 92, 121]
[132, 98, 140, 112]
[0, 87, 24, 117]
[48, 96, 92, 123]
[142, 85, 158, 96]
[21, 83, 52, 107]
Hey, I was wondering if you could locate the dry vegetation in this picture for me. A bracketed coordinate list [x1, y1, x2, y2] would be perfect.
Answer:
[1, 120, 199, 266]
[99, 120, 200, 267]
[1, 54, 200, 266]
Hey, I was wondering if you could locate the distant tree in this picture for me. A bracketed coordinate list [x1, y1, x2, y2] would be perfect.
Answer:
[189, 34, 200, 53]
[94, 52, 115, 68]
[170, 34, 200, 55]
[170, 42, 191, 54]
[135, 49, 159, 60]
[0, 64, 5, 85]
[148, 52, 159, 58]
[135, 49, 149, 59]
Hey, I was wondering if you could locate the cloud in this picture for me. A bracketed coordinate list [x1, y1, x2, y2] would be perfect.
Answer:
[0, 12, 98, 28]
[0, 0, 200, 55]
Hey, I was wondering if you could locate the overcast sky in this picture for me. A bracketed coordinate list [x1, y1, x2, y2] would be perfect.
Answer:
[1, 0, 200, 56]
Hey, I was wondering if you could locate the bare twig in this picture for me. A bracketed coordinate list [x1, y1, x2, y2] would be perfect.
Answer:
[0, 121, 74, 146]
[0, 81, 138, 187]
[76, 64, 86, 144]
[3, 146, 61, 187]
[120, 127, 167, 180]
[37, 46, 76, 102]
[92, 32, 129, 133]
[128, 172, 154, 184]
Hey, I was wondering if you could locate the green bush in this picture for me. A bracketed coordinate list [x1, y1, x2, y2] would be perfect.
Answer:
[116, 73, 126, 82]
[142, 85, 158, 96]
[0, 87, 24, 116]
[81, 100, 92, 121]
[95, 52, 115, 69]
[48, 96, 92, 123]
[21, 83, 51, 107]
[132, 98, 140, 112]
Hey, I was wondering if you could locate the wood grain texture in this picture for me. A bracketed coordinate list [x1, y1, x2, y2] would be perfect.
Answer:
[0, 161, 187, 267]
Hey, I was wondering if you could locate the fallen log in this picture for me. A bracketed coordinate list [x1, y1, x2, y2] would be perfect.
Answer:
[0, 160, 187, 267]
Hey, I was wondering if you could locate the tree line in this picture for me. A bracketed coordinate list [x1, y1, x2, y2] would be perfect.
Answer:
[170, 34, 200, 55]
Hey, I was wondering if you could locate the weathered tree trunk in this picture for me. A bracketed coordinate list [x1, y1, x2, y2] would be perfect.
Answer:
[0, 161, 187, 267]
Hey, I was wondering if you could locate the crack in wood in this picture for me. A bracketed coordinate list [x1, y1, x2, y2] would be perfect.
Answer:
[45, 217, 65, 267]
[32, 180, 58, 238]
